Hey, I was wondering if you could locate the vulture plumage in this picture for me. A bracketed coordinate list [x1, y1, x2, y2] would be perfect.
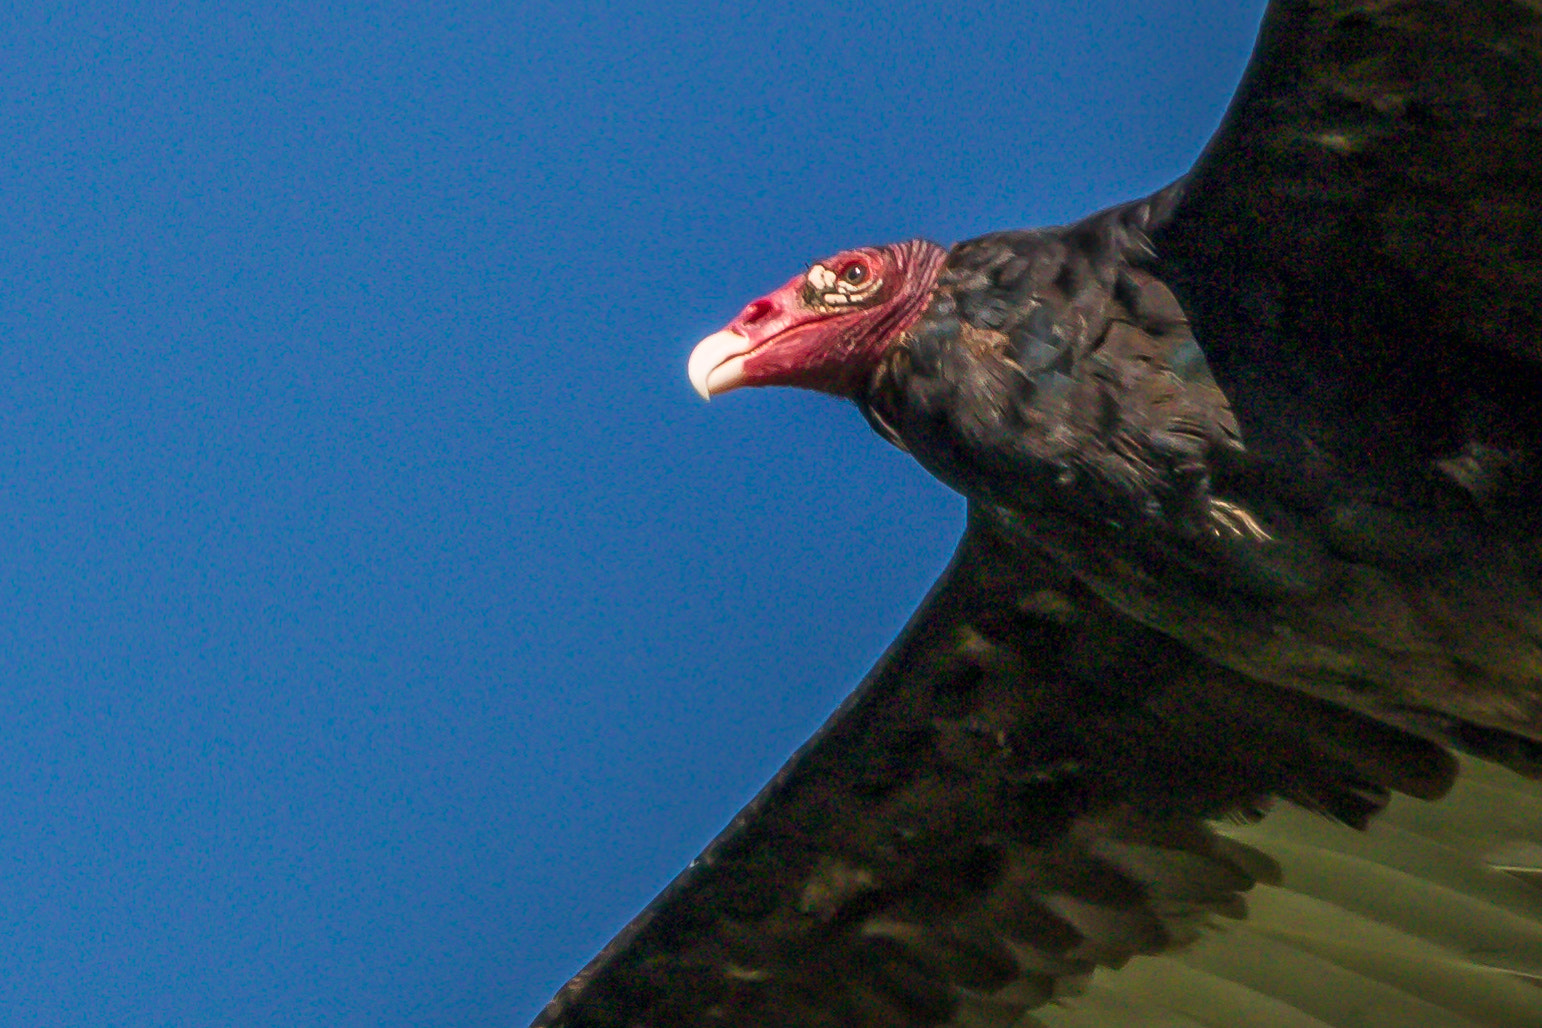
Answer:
[536, 2, 1542, 1025]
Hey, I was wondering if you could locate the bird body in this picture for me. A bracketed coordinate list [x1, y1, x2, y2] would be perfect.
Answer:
[870, 191, 1542, 757]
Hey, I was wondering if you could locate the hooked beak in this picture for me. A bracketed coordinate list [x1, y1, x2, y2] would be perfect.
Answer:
[687, 329, 755, 400]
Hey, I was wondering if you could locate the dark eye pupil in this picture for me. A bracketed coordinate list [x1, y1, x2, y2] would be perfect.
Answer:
[845, 265, 866, 282]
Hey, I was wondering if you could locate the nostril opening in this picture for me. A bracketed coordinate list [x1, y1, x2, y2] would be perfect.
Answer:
[742, 299, 772, 325]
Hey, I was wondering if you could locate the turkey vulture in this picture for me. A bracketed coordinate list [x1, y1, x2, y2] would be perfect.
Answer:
[535, 2, 1542, 1025]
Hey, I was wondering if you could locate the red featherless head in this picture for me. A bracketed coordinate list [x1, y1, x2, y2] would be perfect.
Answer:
[688, 240, 946, 401]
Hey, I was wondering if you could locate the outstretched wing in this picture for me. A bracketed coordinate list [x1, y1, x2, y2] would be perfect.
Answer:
[1159, 0, 1542, 371]
[531, 509, 1542, 1027]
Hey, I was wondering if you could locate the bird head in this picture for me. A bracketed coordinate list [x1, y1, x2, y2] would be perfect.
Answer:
[688, 239, 946, 400]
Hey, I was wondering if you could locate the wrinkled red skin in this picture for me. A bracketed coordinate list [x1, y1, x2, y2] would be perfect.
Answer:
[727, 240, 947, 399]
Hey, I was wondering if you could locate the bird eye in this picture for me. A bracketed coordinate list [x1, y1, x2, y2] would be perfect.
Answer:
[842, 263, 868, 284]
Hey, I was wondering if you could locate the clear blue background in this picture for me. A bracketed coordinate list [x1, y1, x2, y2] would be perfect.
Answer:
[0, 3, 1266, 1024]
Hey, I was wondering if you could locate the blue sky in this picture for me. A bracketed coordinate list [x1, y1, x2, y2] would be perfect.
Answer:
[0, 2, 1266, 1023]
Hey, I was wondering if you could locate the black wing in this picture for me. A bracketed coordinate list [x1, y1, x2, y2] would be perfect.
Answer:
[532, 509, 1541, 1027]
